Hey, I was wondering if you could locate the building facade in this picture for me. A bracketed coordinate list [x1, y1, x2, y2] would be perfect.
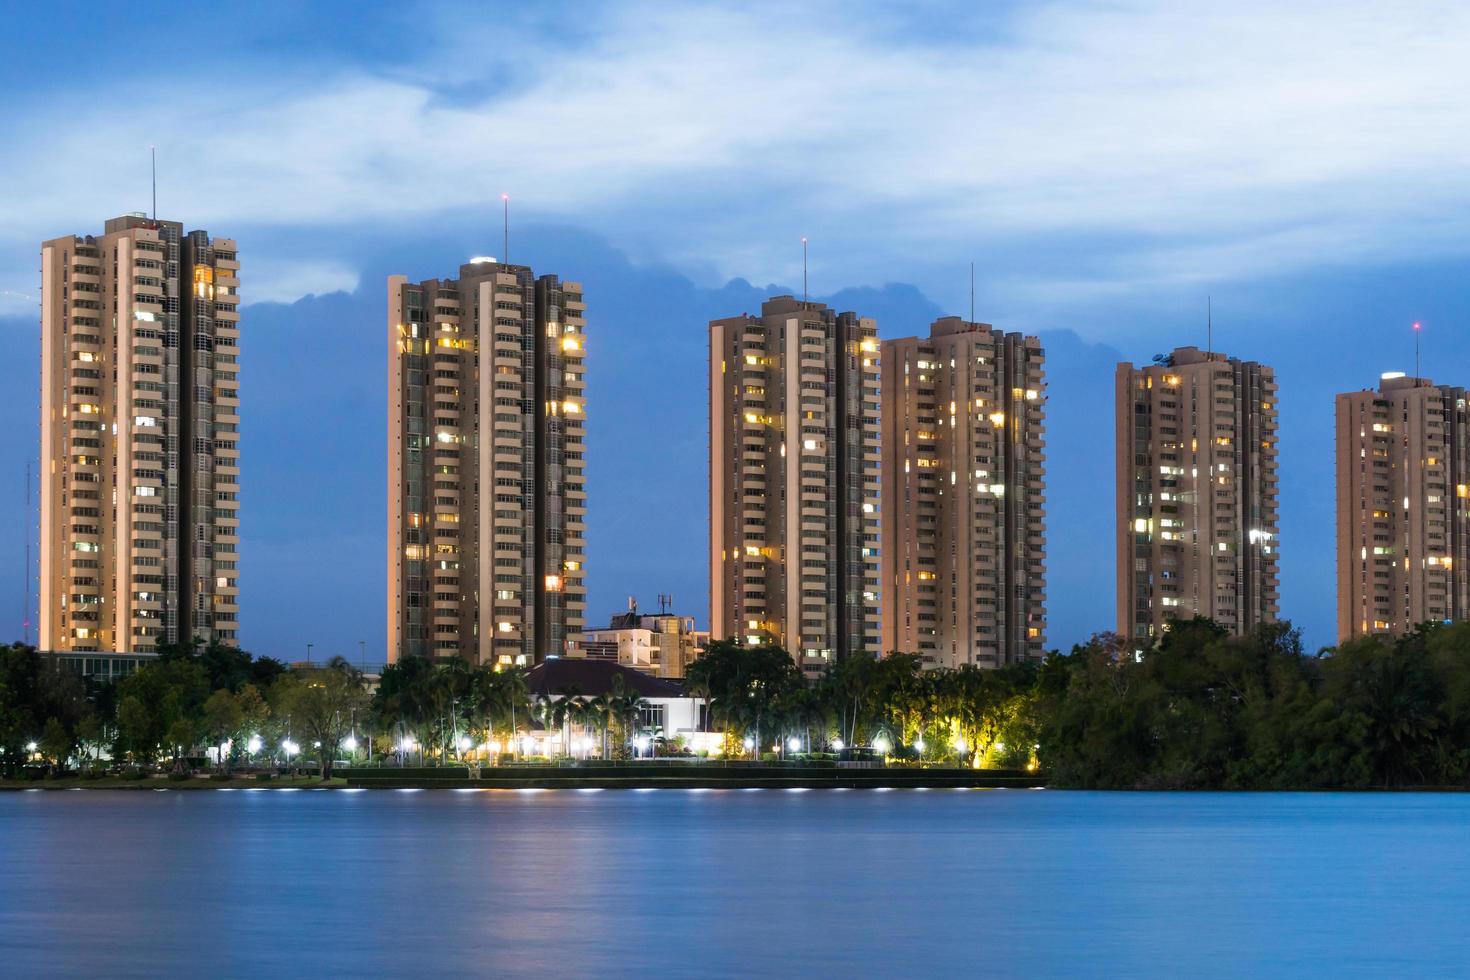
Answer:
[1335, 373, 1470, 641]
[1114, 346, 1279, 646]
[387, 259, 586, 666]
[880, 317, 1047, 667]
[709, 296, 881, 673]
[567, 598, 711, 678]
[40, 215, 241, 653]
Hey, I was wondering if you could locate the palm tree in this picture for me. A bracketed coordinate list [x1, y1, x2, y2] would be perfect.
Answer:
[535, 694, 582, 759]
[584, 693, 615, 760]
[560, 694, 589, 759]
[499, 667, 531, 759]
[439, 658, 474, 760]
[609, 676, 648, 760]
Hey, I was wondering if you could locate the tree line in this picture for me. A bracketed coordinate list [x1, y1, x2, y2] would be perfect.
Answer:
[1041, 618, 1470, 789]
[7, 617, 1470, 787]
[0, 641, 654, 779]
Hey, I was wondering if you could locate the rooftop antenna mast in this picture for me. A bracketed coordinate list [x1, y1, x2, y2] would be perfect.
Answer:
[969, 261, 975, 324]
[1414, 321, 1422, 379]
[1207, 295, 1212, 355]
[502, 193, 509, 264]
[801, 236, 808, 305]
[150, 145, 157, 221]
[23, 461, 31, 646]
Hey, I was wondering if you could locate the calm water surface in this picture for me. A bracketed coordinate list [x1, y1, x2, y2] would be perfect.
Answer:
[2, 788, 1467, 978]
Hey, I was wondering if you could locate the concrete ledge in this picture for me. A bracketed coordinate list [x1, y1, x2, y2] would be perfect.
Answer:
[346, 765, 1044, 790]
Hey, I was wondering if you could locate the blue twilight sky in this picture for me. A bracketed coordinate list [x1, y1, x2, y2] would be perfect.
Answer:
[3, 0, 1470, 661]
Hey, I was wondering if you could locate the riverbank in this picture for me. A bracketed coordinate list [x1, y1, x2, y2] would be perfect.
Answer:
[0, 774, 346, 790]
[2, 765, 1044, 791]
[347, 763, 1045, 790]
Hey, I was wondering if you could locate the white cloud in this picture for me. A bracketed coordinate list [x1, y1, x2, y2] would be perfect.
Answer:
[3, 0, 1470, 309]
[244, 259, 360, 306]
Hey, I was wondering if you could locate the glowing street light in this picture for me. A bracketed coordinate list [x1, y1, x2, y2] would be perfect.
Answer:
[831, 738, 845, 751]
[787, 736, 801, 752]
[342, 735, 359, 753]
[456, 735, 472, 753]
[742, 736, 755, 751]
[914, 738, 927, 754]
[246, 735, 263, 755]
[873, 736, 891, 755]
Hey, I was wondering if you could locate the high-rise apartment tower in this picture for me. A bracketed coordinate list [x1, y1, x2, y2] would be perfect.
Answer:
[1115, 346, 1279, 646]
[40, 215, 241, 653]
[709, 296, 881, 673]
[1336, 372, 1470, 641]
[387, 260, 586, 666]
[881, 317, 1047, 667]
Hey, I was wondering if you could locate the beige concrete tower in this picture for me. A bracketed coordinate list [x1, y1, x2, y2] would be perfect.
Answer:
[880, 318, 1046, 667]
[709, 296, 881, 674]
[40, 215, 241, 653]
[1115, 346, 1279, 647]
[1336, 373, 1470, 641]
[388, 260, 586, 666]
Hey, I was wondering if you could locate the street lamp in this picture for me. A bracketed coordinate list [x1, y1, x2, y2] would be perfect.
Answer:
[342, 735, 359, 753]
[915, 737, 927, 754]
[831, 737, 845, 752]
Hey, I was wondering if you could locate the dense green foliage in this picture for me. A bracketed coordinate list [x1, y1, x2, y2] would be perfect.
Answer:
[1040, 618, 1470, 789]
[373, 658, 649, 762]
[10, 616, 1470, 786]
[0, 645, 87, 776]
[689, 640, 1040, 765]
[0, 640, 362, 776]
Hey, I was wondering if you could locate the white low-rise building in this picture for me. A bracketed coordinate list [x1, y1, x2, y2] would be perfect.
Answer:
[526, 658, 722, 754]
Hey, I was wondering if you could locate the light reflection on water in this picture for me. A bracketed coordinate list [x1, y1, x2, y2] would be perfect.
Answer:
[2, 790, 1469, 978]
